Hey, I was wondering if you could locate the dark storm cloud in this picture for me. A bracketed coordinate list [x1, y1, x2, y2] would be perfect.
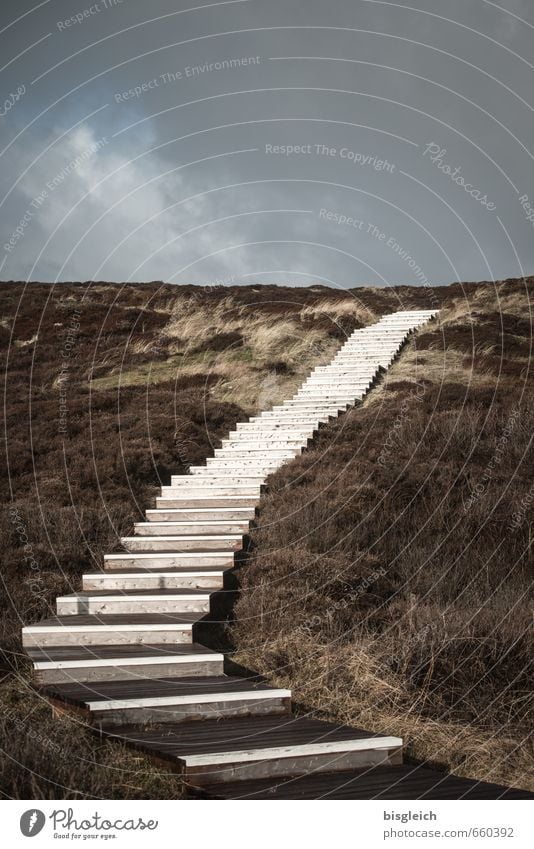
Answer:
[1, 0, 534, 286]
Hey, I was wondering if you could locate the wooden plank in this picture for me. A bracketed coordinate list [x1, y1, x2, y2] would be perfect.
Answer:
[103, 716, 385, 755]
[27, 643, 222, 662]
[189, 765, 534, 800]
[44, 675, 285, 705]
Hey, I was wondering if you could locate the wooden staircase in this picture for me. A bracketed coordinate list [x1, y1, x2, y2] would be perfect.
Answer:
[24, 308, 497, 798]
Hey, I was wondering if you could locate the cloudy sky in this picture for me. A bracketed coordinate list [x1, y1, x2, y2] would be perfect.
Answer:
[1, 0, 534, 287]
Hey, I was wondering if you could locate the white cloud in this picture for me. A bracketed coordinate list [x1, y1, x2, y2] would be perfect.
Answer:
[1, 119, 262, 282]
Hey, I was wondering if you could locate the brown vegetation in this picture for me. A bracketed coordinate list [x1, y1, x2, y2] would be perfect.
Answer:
[1, 276, 532, 796]
[232, 276, 534, 792]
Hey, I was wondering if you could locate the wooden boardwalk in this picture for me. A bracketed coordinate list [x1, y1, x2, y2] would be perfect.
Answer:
[23, 309, 529, 799]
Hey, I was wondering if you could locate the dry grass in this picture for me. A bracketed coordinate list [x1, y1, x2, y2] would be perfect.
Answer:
[0, 678, 182, 799]
[232, 277, 534, 792]
[1, 276, 533, 797]
[234, 642, 534, 792]
[299, 297, 377, 326]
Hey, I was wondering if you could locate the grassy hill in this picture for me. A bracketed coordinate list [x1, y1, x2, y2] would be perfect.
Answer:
[0, 277, 532, 797]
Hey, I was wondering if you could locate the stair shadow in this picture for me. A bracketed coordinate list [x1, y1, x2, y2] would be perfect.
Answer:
[192, 543, 269, 683]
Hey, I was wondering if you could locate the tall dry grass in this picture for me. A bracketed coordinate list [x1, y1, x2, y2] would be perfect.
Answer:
[2, 277, 532, 796]
[233, 280, 534, 791]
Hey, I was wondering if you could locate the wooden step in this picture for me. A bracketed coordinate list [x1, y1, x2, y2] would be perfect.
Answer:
[335, 345, 400, 351]
[269, 405, 348, 414]
[232, 428, 317, 436]
[311, 372, 380, 379]
[159, 484, 262, 497]
[22, 614, 204, 647]
[190, 464, 276, 473]
[255, 409, 335, 417]
[207, 458, 294, 468]
[83, 568, 227, 591]
[342, 341, 404, 347]
[333, 353, 395, 360]
[188, 764, 534, 800]
[216, 446, 305, 455]
[325, 350, 394, 357]
[44, 676, 292, 727]
[302, 374, 373, 383]
[236, 420, 321, 429]
[274, 402, 355, 411]
[304, 375, 373, 390]
[214, 447, 301, 457]
[206, 451, 293, 461]
[133, 520, 250, 535]
[155, 495, 258, 509]
[290, 397, 364, 405]
[311, 363, 379, 371]
[297, 381, 369, 389]
[200, 463, 279, 472]
[293, 391, 367, 400]
[104, 552, 235, 570]
[274, 400, 351, 408]
[145, 507, 255, 522]
[226, 428, 313, 437]
[190, 461, 282, 471]
[28, 643, 224, 685]
[339, 340, 402, 345]
[203, 459, 290, 468]
[170, 472, 266, 482]
[251, 415, 332, 424]
[202, 457, 284, 467]
[312, 365, 381, 373]
[103, 716, 402, 785]
[222, 438, 308, 447]
[56, 589, 213, 616]
[120, 535, 243, 553]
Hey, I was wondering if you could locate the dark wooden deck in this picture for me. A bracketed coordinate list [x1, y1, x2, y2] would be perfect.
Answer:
[188, 764, 533, 800]
[26, 643, 220, 663]
[43, 676, 285, 709]
[103, 716, 380, 757]
[28, 612, 206, 627]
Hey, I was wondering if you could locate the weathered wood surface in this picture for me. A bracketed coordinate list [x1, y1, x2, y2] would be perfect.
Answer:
[188, 764, 534, 800]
